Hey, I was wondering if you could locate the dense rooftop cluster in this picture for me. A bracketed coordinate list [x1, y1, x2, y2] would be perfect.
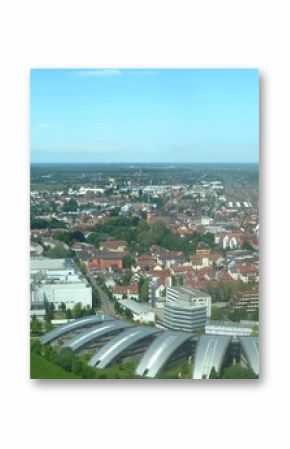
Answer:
[30, 164, 259, 379]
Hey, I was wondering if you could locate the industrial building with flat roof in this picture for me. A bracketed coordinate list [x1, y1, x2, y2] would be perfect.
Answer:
[118, 299, 155, 323]
[205, 320, 256, 337]
[30, 257, 93, 312]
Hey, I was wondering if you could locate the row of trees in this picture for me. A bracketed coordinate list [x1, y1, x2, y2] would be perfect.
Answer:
[31, 339, 137, 379]
[113, 300, 133, 320]
[203, 280, 256, 303]
[157, 360, 192, 379]
[52, 230, 86, 246]
[86, 217, 215, 256]
[30, 316, 53, 334]
[31, 216, 66, 229]
[42, 301, 98, 324]
[33, 213, 216, 257]
[211, 306, 259, 322]
[209, 364, 258, 379]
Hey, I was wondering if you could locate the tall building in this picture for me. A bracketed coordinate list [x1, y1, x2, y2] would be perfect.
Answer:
[162, 287, 211, 333]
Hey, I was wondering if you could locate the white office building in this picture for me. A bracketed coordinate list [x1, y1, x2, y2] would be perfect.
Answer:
[163, 287, 212, 333]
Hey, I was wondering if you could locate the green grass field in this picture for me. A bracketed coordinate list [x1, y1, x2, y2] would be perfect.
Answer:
[30, 352, 81, 379]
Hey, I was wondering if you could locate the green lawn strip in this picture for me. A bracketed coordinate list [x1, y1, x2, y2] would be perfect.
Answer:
[30, 352, 81, 379]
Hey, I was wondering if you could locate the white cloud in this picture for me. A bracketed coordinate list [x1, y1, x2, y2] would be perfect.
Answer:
[138, 69, 156, 77]
[72, 69, 122, 78]
[37, 122, 60, 128]
[71, 68, 156, 78]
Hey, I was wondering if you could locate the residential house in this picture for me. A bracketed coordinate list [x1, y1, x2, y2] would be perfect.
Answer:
[87, 252, 124, 272]
[113, 284, 139, 301]
[99, 240, 127, 253]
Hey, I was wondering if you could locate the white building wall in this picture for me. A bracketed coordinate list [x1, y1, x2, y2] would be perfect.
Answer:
[132, 311, 155, 323]
[37, 283, 92, 308]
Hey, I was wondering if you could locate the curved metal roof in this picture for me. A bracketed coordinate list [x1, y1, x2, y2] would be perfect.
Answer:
[193, 334, 231, 379]
[88, 326, 160, 369]
[136, 331, 193, 377]
[62, 320, 133, 352]
[239, 336, 259, 375]
[39, 314, 113, 345]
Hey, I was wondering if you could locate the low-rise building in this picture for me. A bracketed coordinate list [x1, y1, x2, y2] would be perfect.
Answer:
[87, 253, 123, 271]
[30, 257, 92, 311]
[42, 237, 70, 250]
[31, 280, 92, 310]
[157, 251, 185, 268]
[118, 299, 155, 323]
[99, 240, 127, 253]
[113, 284, 139, 301]
[30, 241, 44, 256]
[234, 289, 259, 312]
[136, 255, 157, 270]
[205, 320, 256, 337]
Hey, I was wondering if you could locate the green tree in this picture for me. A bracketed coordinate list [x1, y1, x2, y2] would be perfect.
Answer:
[55, 348, 75, 371]
[63, 198, 78, 212]
[122, 255, 135, 269]
[125, 309, 133, 320]
[211, 307, 224, 320]
[53, 231, 72, 246]
[46, 245, 71, 258]
[139, 279, 149, 301]
[252, 323, 259, 336]
[44, 322, 53, 332]
[137, 219, 150, 233]
[86, 232, 100, 247]
[70, 230, 85, 242]
[45, 303, 54, 322]
[221, 364, 258, 379]
[30, 316, 42, 333]
[251, 309, 259, 321]
[59, 302, 66, 312]
[30, 338, 42, 355]
[209, 367, 219, 379]
[72, 302, 83, 319]
[228, 308, 248, 322]
[241, 240, 254, 251]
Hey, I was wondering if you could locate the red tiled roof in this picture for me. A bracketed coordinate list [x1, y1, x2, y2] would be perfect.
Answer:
[207, 252, 223, 261]
[100, 240, 127, 249]
[113, 285, 139, 295]
[159, 251, 184, 259]
[237, 288, 259, 299]
[147, 270, 170, 286]
[191, 255, 203, 264]
[172, 266, 193, 273]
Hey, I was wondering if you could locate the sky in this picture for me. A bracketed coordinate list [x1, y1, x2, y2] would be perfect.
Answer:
[30, 68, 259, 163]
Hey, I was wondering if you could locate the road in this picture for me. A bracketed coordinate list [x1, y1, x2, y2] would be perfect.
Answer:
[86, 272, 116, 316]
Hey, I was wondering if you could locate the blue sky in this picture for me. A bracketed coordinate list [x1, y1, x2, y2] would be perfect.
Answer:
[30, 69, 259, 163]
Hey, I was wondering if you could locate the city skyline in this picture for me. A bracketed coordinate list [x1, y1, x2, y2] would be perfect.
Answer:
[30, 69, 259, 164]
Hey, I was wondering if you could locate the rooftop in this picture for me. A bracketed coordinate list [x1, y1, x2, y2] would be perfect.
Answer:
[167, 286, 211, 300]
[30, 257, 75, 271]
[206, 320, 255, 329]
[119, 299, 154, 315]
